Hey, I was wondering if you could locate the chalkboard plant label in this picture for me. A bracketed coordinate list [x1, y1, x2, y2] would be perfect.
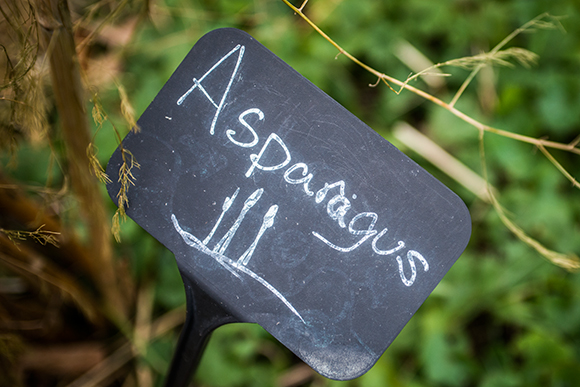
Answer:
[107, 28, 471, 381]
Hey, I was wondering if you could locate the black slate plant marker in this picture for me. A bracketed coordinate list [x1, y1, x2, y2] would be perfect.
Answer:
[106, 28, 471, 385]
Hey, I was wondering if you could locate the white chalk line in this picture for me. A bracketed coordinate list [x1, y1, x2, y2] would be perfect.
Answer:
[171, 214, 305, 324]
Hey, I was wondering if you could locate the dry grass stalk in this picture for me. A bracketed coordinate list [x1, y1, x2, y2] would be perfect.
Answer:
[478, 131, 580, 271]
[450, 12, 562, 107]
[87, 143, 113, 184]
[0, 0, 50, 152]
[21, 342, 106, 376]
[75, 0, 132, 53]
[394, 39, 446, 89]
[34, 0, 127, 319]
[397, 47, 538, 94]
[0, 224, 60, 247]
[0, 172, 92, 280]
[537, 144, 580, 189]
[117, 82, 140, 133]
[283, 2, 579, 155]
[134, 284, 155, 387]
[277, 363, 315, 387]
[0, 232, 102, 324]
[65, 307, 186, 387]
[282, 1, 579, 270]
[86, 83, 141, 242]
[112, 148, 140, 242]
[393, 121, 493, 202]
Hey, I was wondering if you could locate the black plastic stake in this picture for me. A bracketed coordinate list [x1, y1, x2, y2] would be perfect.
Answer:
[163, 277, 239, 387]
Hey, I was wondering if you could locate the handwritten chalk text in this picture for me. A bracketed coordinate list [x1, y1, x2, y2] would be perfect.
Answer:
[176, 44, 429, 287]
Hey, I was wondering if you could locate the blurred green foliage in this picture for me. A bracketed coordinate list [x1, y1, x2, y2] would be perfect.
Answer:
[2, 0, 579, 386]
[104, 1, 579, 385]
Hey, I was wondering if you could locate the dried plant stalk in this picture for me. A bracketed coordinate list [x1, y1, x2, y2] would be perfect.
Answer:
[117, 82, 140, 133]
[86, 84, 140, 243]
[478, 131, 580, 271]
[0, 172, 91, 283]
[87, 143, 113, 184]
[282, 2, 579, 156]
[0, 0, 50, 155]
[282, 1, 579, 270]
[33, 0, 127, 319]
[112, 148, 140, 242]
[0, 224, 60, 247]
[0, 233, 102, 324]
[65, 306, 185, 387]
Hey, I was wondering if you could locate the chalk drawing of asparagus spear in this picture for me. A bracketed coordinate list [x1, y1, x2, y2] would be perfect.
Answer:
[238, 204, 278, 266]
[203, 187, 240, 245]
[213, 188, 264, 255]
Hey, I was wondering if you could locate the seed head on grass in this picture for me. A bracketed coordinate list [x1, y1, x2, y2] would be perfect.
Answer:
[112, 148, 140, 242]
[1, 224, 61, 248]
[87, 143, 113, 184]
[118, 82, 140, 133]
